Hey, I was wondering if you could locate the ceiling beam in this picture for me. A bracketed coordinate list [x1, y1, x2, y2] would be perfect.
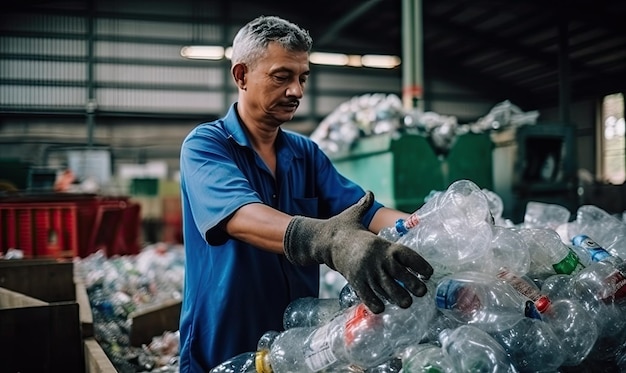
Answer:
[316, 0, 384, 47]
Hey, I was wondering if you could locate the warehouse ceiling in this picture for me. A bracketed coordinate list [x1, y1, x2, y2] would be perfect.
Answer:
[271, 0, 626, 110]
[5, 0, 626, 112]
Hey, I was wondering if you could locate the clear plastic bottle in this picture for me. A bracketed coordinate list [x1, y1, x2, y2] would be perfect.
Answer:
[462, 226, 530, 276]
[364, 357, 402, 373]
[573, 259, 626, 310]
[518, 227, 585, 280]
[283, 297, 343, 329]
[539, 273, 574, 301]
[435, 271, 541, 333]
[400, 342, 455, 373]
[209, 331, 279, 373]
[542, 267, 626, 362]
[489, 317, 565, 372]
[496, 267, 598, 366]
[377, 213, 420, 243]
[208, 351, 267, 373]
[561, 204, 626, 259]
[397, 180, 495, 275]
[268, 289, 437, 373]
[522, 201, 571, 230]
[570, 259, 626, 358]
[439, 325, 518, 373]
[542, 297, 598, 366]
[497, 269, 598, 365]
[571, 234, 623, 265]
[481, 188, 504, 225]
[420, 310, 463, 345]
[495, 268, 550, 312]
[338, 283, 360, 309]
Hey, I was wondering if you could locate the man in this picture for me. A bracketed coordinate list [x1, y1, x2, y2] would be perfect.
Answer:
[178, 15, 433, 371]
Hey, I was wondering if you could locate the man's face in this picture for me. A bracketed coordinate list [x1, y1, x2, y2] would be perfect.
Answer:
[245, 42, 310, 125]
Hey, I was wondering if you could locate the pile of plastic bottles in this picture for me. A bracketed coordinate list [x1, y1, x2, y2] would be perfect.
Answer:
[76, 243, 185, 372]
[309, 95, 540, 157]
[210, 179, 626, 373]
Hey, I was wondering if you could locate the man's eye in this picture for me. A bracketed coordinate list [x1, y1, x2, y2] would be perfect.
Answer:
[274, 75, 288, 82]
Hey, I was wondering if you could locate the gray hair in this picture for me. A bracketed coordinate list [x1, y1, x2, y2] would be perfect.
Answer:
[230, 16, 313, 69]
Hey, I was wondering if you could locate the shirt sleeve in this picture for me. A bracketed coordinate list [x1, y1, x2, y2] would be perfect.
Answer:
[180, 126, 262, 245]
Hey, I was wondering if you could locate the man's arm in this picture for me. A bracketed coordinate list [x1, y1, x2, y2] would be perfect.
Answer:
[223, 201, 410, 251]
[223, 194, 433, 314]
[368, 207, 410, 234]
[222, 202, 292, 254]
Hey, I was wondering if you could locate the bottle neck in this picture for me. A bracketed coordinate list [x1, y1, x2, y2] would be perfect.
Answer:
[255, 350, 273, 373]
[394, 213, 420, 235]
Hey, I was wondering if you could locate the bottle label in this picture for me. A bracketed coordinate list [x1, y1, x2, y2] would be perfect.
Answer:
[496, 268, 541, 301]
[572, 234, 612, 262]
[600, 265, 626, 303]
[306, 321, 338, 371]
[435, 279, 480, 316]
[405, 213, 420, 229]
[552, 250, 585, 275]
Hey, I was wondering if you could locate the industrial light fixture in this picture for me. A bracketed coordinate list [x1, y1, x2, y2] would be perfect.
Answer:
[310, 51, 400, 68]
[224, 47, 233, 60]
[180, 46, 401, 69]
[309, 52, 349, 66]
[361, 54, 401, 69]
[180, 45, 224, 60]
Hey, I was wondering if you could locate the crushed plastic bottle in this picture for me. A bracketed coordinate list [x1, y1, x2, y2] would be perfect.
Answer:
[560, 204, 626, 259]
[518, 227, 585, 281]
[571, 234, 623, 265]
[435, 271, 541, 333]
[283, 297, 343, 329]
[398, 180, 495, 275]
[439, 325, 518, 372]
[489, 317, 565, 372]
[523, 201, 571, 230]
[462, 225, 530, 276]
[400, 342, 455, 373]
[496, 267, 598, 366]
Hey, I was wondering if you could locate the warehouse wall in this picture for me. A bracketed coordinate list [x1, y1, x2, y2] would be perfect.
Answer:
[0, 0, 599, 205]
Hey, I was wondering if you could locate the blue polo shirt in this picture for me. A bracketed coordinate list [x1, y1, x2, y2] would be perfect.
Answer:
[178, 103, 383, 371]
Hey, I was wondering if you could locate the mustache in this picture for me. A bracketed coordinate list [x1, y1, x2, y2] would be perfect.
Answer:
[283, 99, 299, 106]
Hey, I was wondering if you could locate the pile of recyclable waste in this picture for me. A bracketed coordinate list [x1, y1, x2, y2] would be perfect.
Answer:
[309, 94, 539, 156]
[75, 243, 185, 373]
[210, 179, 626, 373]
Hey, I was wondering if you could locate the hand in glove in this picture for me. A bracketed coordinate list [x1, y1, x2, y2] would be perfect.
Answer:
[283, 191, 433, 314]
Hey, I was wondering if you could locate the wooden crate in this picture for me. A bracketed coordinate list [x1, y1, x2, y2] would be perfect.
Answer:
[0, 287, 84, 373]
[0, 258, 76, 303]
[128, 298, 182, 347]
[84, 338, 117, 373]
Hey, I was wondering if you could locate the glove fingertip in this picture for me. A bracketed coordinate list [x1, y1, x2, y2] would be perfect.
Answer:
[365, 300, 385, 314]
[359, 291, 385, 314]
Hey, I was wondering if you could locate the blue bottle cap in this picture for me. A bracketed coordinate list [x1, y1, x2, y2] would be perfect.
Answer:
[395, 219, 408, 236]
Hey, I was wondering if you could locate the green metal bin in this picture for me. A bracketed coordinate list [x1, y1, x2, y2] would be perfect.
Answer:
[329, 132, 493, 213]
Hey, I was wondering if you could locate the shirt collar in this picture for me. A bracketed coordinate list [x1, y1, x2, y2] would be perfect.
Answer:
[223, 103, 251, 148]
[222, 103, 302, 159]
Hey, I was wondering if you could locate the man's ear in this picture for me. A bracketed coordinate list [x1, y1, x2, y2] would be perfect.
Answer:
[232, 63, 247, 90]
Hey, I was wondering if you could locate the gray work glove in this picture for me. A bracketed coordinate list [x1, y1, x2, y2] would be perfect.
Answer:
[283, 191, 433, 314]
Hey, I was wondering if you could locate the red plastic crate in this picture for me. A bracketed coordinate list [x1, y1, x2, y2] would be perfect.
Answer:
[0, 202, 79, 258]
[1, 195, 142, 259]
[85, 197, 141, 257]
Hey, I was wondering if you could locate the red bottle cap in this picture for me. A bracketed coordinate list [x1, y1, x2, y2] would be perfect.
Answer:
[535, 295, 551, 313]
